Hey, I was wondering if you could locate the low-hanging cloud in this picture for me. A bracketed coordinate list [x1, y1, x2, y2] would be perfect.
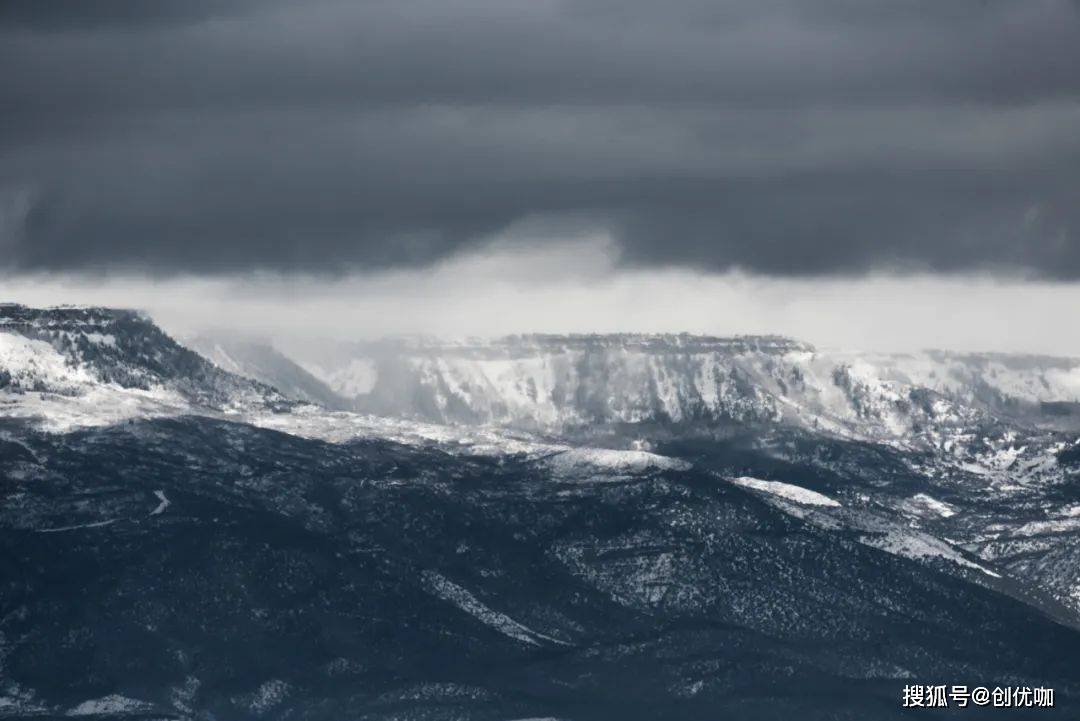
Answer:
[1, 0, 1078, 277]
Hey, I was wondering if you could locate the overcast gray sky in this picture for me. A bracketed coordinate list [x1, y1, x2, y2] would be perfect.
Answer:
[2, 0, 1079, 350]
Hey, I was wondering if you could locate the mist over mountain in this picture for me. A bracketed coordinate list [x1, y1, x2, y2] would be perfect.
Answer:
[3, 304, 1080, 719]
[184, 333, 348, 410]
[286, 333, 1080, 435]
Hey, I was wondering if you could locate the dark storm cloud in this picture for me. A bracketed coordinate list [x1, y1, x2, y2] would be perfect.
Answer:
[1, 0, 1079, 276]
[0, 0, 271, 30]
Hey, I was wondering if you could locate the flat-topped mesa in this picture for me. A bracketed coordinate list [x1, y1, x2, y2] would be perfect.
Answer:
[0, 303, 283, 408]
[301, 332, 1080, 436]
[327, 333, 823, 429]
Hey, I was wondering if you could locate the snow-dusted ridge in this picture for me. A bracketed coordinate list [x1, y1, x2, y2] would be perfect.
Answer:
[7, 304, 1080, 443]
[292, 333, 1080, 443]
[246, 403, 693, 478]
[0, 312, 697, 476]
[184, 333, 347, 409]
[728, 476, 841, 507]
[0, 304, 288, 431]
[3, 304, 1079, 502]
[724, 475, 1008, 582]
[5, 304, 1080, 510]
[65, 694, 156, 717]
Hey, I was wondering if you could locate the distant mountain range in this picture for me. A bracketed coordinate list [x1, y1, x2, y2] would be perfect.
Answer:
[2, 303, 1080, 719]
[193, 329, 1080, 438]
[8, 304, 1079, 438]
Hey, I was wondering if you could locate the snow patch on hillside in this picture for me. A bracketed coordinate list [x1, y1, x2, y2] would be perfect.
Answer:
[421, 571, 569, 647]
[66, 694, 155, 716]
[0, 332, 96, 393]
[729, 477, 841, 507]
[1, 383, 190, 433]
[861, 529, 1001, 578]
[904, 493, 957, 518]
[247, 405, 691, 476]
[150, 490, 171, 516]
[547, 448, 691, 475]
[249, 680, 290, 716]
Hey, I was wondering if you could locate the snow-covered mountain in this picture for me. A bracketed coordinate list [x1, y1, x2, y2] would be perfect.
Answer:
[0, 304, 286, 429]
[4, 305, 1080, 718]
[3, 305, 1079, 613]
[6, 306, 1079, 452]
[302, 334, 1080, 438]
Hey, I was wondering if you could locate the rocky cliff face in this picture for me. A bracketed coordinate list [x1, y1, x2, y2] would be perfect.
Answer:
[12, 304, 1071, 443]
[347, 335, 803, 429]
[304, 334, 1080, 439]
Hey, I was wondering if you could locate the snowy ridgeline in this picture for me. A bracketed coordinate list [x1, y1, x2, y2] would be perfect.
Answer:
[0, 305, 285, 430]
[289, 336, 1080, 436]
[4, 305, 1080, 450]
[728, 476, 841, 507]
[724, 477, 1003, 580]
